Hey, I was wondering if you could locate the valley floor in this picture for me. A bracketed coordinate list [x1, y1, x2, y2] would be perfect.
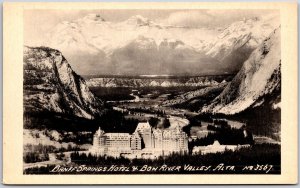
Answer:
[23, 83, 281, 174]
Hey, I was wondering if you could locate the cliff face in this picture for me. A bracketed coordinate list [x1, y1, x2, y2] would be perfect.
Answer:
[23, 46, 103, 119]
[201, 28, 281, 115]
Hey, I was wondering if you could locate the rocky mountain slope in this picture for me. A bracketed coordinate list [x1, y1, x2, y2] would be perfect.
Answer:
[23, 46, 103, 119]
[201, 27, 281, 115]
[162, 82, 227, 108]
[40, 14, 279, 75]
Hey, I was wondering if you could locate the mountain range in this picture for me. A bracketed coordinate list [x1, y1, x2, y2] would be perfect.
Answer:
[43, 13, 279, 75]
[86, 76, 231, 88]
[163, 27, 281, 115]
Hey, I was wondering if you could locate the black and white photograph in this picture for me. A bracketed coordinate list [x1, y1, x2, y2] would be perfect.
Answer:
[22, 8, 283, 175]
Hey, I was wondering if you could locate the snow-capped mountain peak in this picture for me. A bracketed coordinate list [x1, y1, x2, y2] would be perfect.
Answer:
[204, 16, 279, 72]
[126, 15, 152, 26]
[133, 35, 157, 49]
[201, 27, 281, 115]
[42, 13, 279, 75]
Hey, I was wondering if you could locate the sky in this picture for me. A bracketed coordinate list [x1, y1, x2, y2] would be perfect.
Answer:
[24, 9, 279, 46]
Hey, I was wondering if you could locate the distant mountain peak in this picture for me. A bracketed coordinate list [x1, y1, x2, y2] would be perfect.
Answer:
[82, 13, 106, 22]
[126, 15, 152, 26]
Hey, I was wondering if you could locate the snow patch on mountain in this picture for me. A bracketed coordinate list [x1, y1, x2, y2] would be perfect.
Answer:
[273, 102, 281, 109]
[149, 80, 160, 86]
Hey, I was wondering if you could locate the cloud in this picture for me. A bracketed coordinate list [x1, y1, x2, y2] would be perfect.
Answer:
[160, 10, 279, 28]
[162, 10, 214, 27]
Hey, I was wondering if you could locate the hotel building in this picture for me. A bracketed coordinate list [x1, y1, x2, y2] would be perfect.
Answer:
[90, 121, 188, 158]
